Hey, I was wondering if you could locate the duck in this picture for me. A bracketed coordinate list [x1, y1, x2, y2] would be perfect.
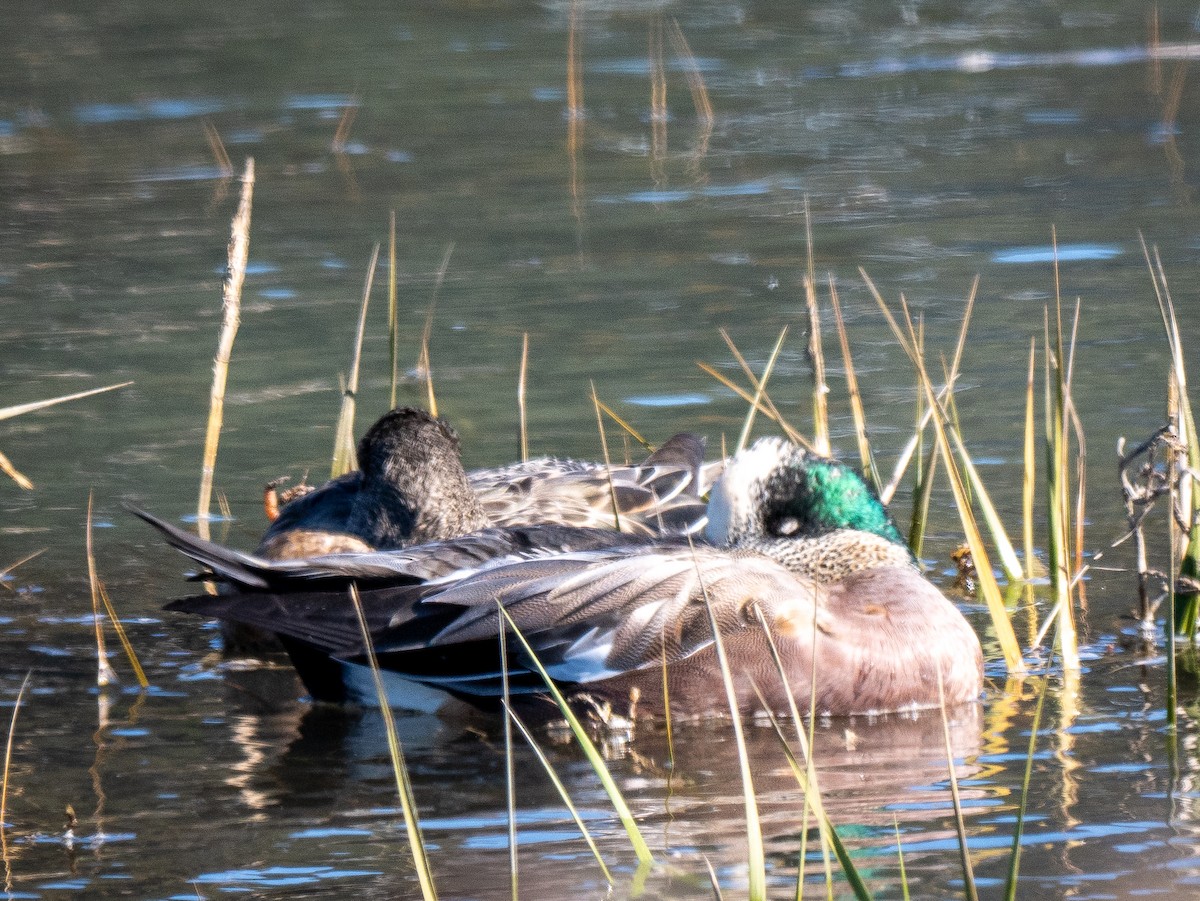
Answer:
[142, 437, 984, 718]
[255, 406, 714, 562]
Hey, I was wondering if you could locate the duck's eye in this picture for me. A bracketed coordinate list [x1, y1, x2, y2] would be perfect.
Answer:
[774, 517, 801, 536]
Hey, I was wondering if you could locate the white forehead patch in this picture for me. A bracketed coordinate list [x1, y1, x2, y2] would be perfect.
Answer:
[704, 437, 795, 544]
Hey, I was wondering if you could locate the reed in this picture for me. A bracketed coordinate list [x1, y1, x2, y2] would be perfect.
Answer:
[86, 495, 149, 689]
[505, 707, 614, 885]
[828, 275, 879, 492]
[499, 625, 518, 900]
[1140, 238, 1200, 637]
[347, 585, 437, 901]
[1, 672, 30, 895]
[593, 396, 653, 453]
[0, 550, 44, 588]
[197, 158, 253, 544]
[589, 382, 622, 530]
[86, 493, 118, 688]
[417, 243, 456, 418]
[388, 211, 400, 409]
[496, 605, 654, 866]
[0, 383, 135, 487]
[718, 328, 807, 446]
[1003, 677, 1048, 901]
[938, 673, 977, 901]
[331, 243, 380, 477]
[666, 19, 713, 172]
[894, 817, 910, 901]
[518, 333, 530, 461]
[735, 326, 789, 455]
[798, 200, 830, 459]
[1023, 338, 1039, 579]
[865, 277, 1025, 672]
[691, 547, 765, 901]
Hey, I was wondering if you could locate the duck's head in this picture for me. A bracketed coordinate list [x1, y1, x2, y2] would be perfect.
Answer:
[705, 437, 907, 550]
[349, 407, 489, 546]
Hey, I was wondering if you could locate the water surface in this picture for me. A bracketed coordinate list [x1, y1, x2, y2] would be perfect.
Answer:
[4, 1, 1200, 897]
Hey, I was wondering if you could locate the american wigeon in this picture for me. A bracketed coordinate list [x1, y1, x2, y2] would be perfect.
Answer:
[255, 407, 713, 562]
[142, 436, 983, 717]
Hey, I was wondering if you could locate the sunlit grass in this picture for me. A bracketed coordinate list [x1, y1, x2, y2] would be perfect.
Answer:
[331, 243, 379, 478]
[197, 158, 253, 544]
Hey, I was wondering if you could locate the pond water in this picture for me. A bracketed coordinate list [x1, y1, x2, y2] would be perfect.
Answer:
[4, 0, 1200, 897]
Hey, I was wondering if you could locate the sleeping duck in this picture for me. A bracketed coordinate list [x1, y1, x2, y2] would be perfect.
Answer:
[254, 406, 715, 562]
[137, 436, 983, 718]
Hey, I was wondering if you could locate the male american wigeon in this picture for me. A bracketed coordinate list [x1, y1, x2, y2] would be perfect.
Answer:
[141, 436, 983, 718]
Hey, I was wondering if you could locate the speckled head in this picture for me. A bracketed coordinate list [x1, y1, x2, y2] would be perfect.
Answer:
[705, 437, 908, 550]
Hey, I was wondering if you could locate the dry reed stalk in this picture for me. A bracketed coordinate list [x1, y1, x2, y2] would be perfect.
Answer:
[566, 0, 585, 225]
[593, 397, 653, 453]
[203, 121, 233, 176]
[0, 382, 134, 424]
[331, 99, 358, 154]
[649, 16, 668, 183]
[1023, 338, 1039, 579]
[666, 19, 713, 173]
[389, 211, 400, 409]
[870, 284, 1026, 673]
[416, 243, 455, 418]
[518, 334, 529, 461]
[802, 201, 831, 456]
[331, 243, 380, 477]
[0, 452, 31, 491]
[735, 327, 789, 454]
[197, 158, 253, 544]
[1, 672, 30, 895]
[589, 382, 621, 530]
[1149, 5, 1163, 96]
[827, 275, 878, 491]
[85, 493, 118, 687]
[717, 329, 808, 446]
[86, 499, 149, 689]
[0, 550, 44, 590]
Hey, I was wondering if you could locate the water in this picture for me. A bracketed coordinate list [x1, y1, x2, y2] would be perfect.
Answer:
[3, 0, 1200, 896]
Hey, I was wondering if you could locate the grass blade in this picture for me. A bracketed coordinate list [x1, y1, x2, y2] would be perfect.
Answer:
[589, 382, 622, 531]
[827, 275, 879, 492]
[505, 707, 614, 886]
[332, 243, 380, 477]
[1023, 337, 1040, 580]
[1003, 677, 1048, 901]
[518, 333, 530, 462]
[1, 672, 30, 894]
[197, 158, 253, 543]
[348, 585, 437, 901]
[689, 548, 765, 901]
[388, 211, 400, 410]
[496, 605, 653, 866]
[938, 672, 978, 901]
[500, 624, 518, 900]
[0, 382, 134, 424]
[736, 326, 789, 455]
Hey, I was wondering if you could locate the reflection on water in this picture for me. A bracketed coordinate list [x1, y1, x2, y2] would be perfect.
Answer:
[6, 0, 1200, 896]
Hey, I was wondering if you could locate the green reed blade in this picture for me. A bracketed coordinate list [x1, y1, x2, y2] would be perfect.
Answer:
[937, 672, 978, 901]
[348, 585, 438, 901]
[1003, 677, 1048, 901]
[894, 817, 910, 901]
[496, 605, 653, 866]
[690, 551, 766, 901]
[505, 706, 614, 886]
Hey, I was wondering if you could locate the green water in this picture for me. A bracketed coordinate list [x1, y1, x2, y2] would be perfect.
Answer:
[3, 1, 1200, 897]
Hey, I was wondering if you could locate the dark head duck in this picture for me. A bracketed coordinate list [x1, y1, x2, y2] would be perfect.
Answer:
[258, 407, 712, 562]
